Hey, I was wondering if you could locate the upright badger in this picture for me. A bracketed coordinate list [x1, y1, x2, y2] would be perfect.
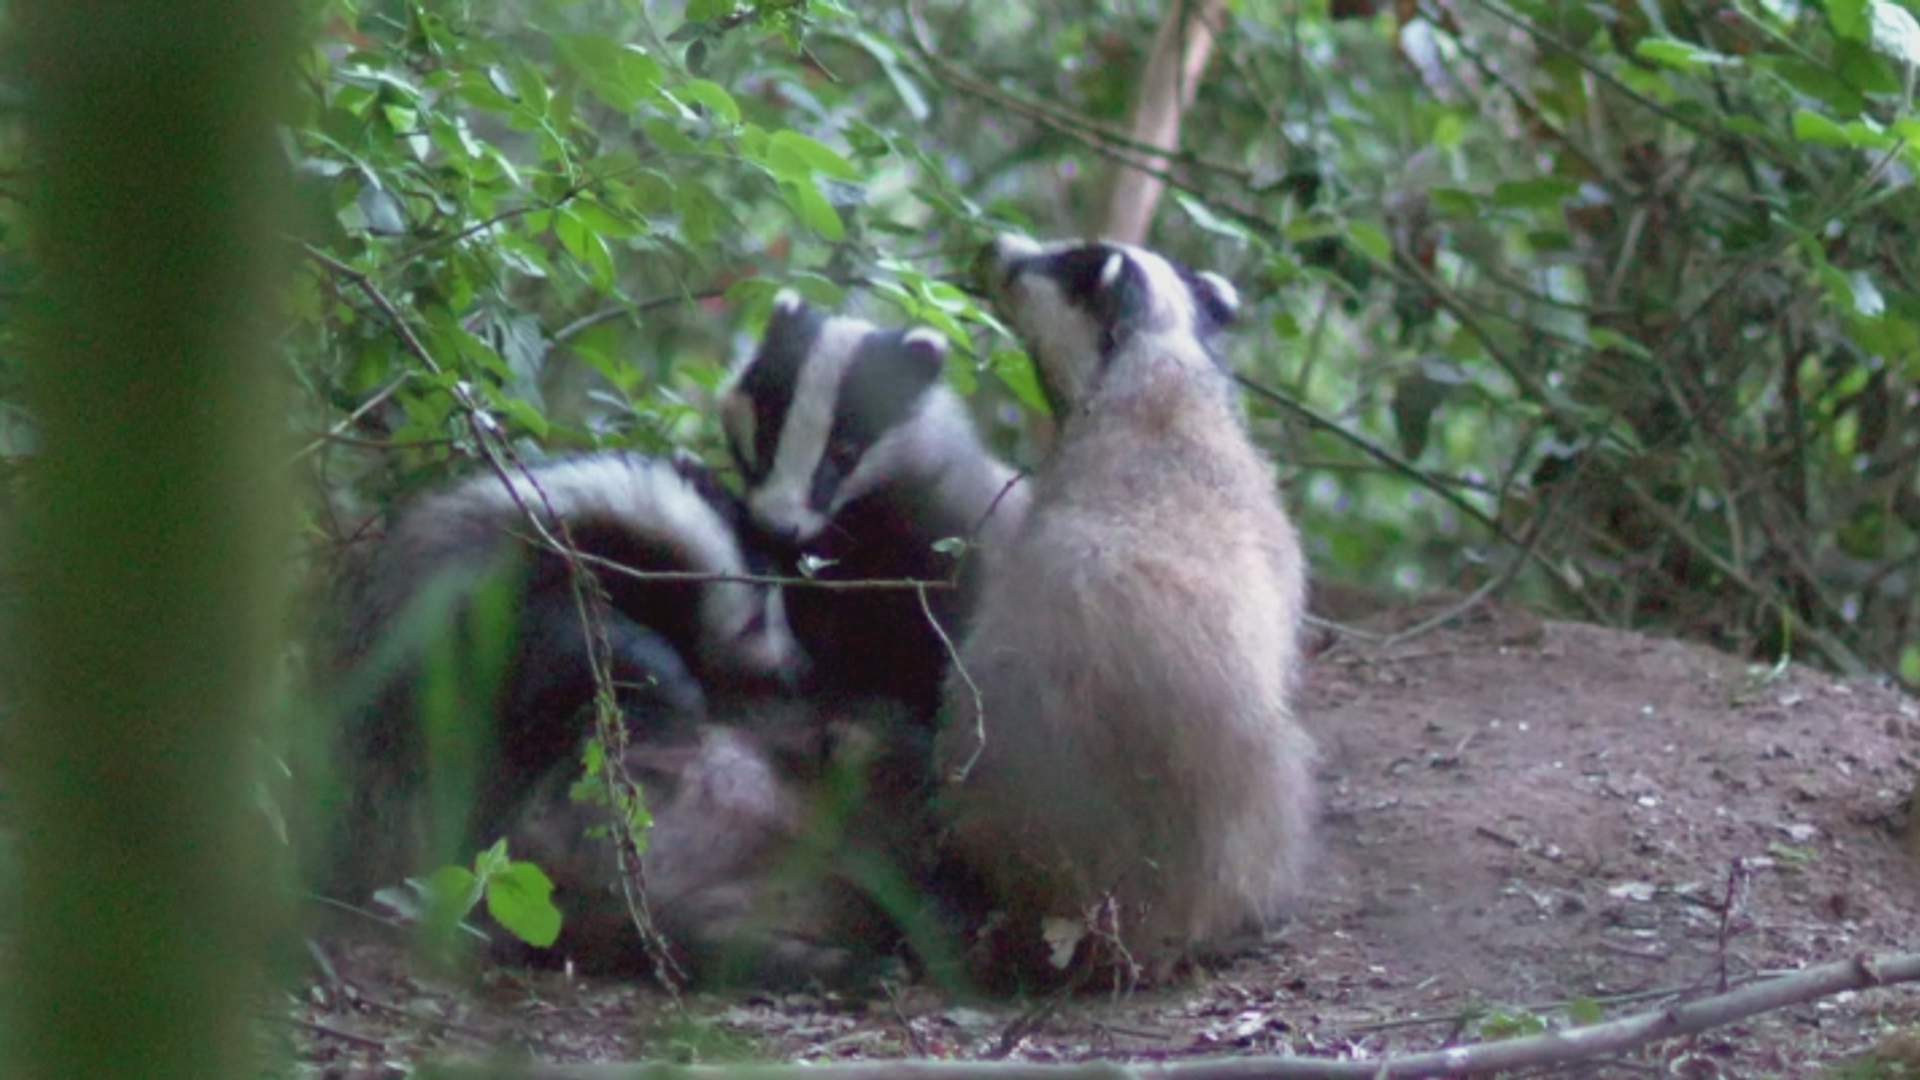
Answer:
[936, 236, 1313, 982]
[320, 452, 919, 986]
[717, 291, 1030, 722]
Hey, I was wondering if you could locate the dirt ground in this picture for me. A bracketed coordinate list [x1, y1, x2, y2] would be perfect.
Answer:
[290, 605, 1920, 1077]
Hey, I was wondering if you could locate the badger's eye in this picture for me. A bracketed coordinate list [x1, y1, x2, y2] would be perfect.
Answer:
[826, 436, 861, 472]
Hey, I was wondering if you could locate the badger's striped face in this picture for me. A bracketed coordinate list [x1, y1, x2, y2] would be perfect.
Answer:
[984, 234, 1239, 416]
[443, 452, 808, 686]
[719, 291, 949, 543]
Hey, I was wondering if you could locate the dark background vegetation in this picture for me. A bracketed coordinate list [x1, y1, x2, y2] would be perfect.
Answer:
[4, 0, 1920, 1073]
[263, 0, 1920, 687]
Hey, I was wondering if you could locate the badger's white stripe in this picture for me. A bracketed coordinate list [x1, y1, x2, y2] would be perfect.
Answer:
[744, 314, 869, 541]
[431, 455, 803, 681]
[901, 327, 944, 352]
[1196, 271, 1241, 317]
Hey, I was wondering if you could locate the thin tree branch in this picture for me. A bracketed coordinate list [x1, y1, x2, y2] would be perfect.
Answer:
[420, 952, 1920, 1078]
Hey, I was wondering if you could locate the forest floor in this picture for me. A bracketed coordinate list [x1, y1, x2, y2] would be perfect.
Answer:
[290, 604, 1920, 1078]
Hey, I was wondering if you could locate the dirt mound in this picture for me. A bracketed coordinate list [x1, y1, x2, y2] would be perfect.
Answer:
[295, 612, 1920, 1076]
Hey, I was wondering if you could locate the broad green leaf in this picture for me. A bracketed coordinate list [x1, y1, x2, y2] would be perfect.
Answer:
[571, 197, 646, 241]
[486, 861, 562, 948]
[675, 79, 740, 124]
[783, 179, 846, 241]
[1766, 58, 1866, 116]
[1835, 38, 1902, 91]
[991, 347, 1050, 414]
[1791, 109, 1852, 145]
[1830, 0, 1870, 40]
[554, 208, 615, 288]
[769, 130, 860, 181]
[422, 864, 482, 928]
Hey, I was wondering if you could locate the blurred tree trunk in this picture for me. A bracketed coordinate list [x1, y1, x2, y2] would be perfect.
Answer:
[12, 2, 295, 1077]
[1094, 0, 1227, 244]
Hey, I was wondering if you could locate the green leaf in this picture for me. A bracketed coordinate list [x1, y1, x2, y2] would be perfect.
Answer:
[1345, 219, 1392, 263]
[555, 207, 615, 288]
[847, 30, 930, 121]
[675, 79, 740, 124]
[1172, 192, 1252, 244]
[557, 35, 662, 113]
[1900, 645, 1920, 685]
[1634, 38, 1740, 72]
[768, 130, 860, 181]
[640, 116, 700, 156]
[1830, 0, 1870, 40]
[486, 860, 562, 948]
[1835, 38, 1902, 92]
[1766, 57, 1866, 116]
[783, 179, 846, 240]
[1429, 187, 1482, 217]
[422, 864, 482, 930]
[991, 347, 1050, 414]
[673, 184, 722, 248]
[1491, 177, 1581, 210]
[1565, 998, 1605, 1027]
[1791, 108, 1852, 145]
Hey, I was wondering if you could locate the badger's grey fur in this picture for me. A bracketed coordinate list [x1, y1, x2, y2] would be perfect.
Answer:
[936, 236, 1312, 984]
[497, 693, 933, 988]
[319, 452, 804, 907]
[718, 290, 1030, 721]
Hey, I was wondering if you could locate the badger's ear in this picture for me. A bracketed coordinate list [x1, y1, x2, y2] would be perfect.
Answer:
[1193, 271, 1241, 329]
[1086, 247, 1148, 326]
[899, 327, 949, 379]
[766, 287, 813, 329]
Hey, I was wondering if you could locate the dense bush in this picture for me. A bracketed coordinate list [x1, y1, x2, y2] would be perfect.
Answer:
[6, 0, 1918, 700]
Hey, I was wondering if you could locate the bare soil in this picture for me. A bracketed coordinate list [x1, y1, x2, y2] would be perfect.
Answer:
[291, 606, 1920, 1077]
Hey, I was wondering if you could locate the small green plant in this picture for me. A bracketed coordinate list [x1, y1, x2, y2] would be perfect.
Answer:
[376, 838, 563, 961]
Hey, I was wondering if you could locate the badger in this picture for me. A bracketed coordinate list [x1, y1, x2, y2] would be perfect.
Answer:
[934, 236, 1313, 985]
[318, 451, 932, 986]
[497, 691, 932, 987]
[716, 290, 1031, 722]
[319, 451, 805, 897]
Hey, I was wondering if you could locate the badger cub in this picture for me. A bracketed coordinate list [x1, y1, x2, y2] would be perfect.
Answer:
[937, 236, 1312, 983]
[718, 291, 1029, 722]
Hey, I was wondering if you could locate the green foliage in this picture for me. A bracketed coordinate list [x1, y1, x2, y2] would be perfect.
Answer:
[385, 838, 563, 955]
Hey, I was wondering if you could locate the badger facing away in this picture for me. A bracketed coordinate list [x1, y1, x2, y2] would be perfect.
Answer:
[717, 291, 1031, 723]
[935, 236, 1313, 985]
[318, 452, 924, 987]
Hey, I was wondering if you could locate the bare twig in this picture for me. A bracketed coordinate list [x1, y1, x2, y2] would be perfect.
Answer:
[421, 952, 1920, 1078]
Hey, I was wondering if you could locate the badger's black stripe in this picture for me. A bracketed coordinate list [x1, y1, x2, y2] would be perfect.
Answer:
[735, 300, 828, 484]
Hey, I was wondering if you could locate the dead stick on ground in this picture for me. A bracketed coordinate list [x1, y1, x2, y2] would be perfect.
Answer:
[418, 951, 1920, 1079]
